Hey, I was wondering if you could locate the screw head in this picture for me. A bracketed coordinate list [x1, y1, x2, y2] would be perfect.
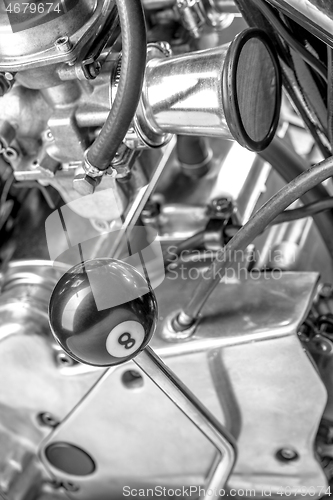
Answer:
[87, 61, 102, 79]
[73, 174, 100, 196]
[44, 130, 54, 142]
[276, 448, 299, 462]
[55, 36, 73, 53]
[37, 412, 59, 428]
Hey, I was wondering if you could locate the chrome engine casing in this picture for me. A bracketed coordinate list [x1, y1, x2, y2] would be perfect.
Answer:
[0, 1, 332, 499]
[0, 0, 114, 75]
[0, 261, 327, 499]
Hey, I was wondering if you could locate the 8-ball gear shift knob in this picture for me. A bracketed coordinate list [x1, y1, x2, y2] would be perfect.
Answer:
[49, 259, 157, 367]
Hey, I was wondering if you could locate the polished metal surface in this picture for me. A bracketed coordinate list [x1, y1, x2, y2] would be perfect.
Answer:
[135, 347, 236, 500]
[137, 32, 280, 143]
[176, 0, 207, 39]
[0, 261, 104, 500]
[0, 3, 330, 498]
[267, 0, 333, 48]
[141, 44, 233, 138]
[132, 43, 174, 148]
[39, 271, 327, 499]
[0, 1, 115, 73]
[47, 252, 236, 495]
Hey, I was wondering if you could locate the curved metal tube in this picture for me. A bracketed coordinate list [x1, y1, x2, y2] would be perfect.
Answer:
[176, 154, 333, 326]
[260, 137, 333, 261]
[135, 346, 237, 499]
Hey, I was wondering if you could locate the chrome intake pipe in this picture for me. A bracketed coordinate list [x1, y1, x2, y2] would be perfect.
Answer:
[135, 42, 232, 143]
[127, 29, 282, 152]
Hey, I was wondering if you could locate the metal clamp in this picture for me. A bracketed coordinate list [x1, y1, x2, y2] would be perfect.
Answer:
[83, 150, 106, 178]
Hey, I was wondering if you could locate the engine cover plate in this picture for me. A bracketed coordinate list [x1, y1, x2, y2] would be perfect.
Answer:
[37, 270, 327, 499]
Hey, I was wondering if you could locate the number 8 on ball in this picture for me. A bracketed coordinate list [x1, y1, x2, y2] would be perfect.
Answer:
[106, 321, 145, 358]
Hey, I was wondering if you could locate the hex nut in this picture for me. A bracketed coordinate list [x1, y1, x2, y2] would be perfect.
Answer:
[73, 174, 100, 196]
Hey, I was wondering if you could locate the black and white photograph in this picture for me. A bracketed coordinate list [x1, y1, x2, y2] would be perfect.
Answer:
[0, 1, 332, 499]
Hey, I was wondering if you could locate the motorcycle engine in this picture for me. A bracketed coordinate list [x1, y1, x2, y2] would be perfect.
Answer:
[0, 0, 332, 499]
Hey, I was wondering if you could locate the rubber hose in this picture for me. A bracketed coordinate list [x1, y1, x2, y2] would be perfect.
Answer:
[259, 136, 333, 261]
[178, 154, 333, 324]
[87, 0, 147, 171]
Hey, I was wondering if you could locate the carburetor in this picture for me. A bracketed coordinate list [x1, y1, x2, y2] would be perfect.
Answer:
[0, 0, 282, 223]
[0, 0, 116, 84]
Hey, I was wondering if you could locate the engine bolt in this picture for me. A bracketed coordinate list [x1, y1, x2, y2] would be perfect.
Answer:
[73, 174, 101, 196]
[55, 36, 73, 53]
[3, 147, 18, 162]
[44, 130, 54, 142]
[88, 61, 102, 79]
[37, 412, 59, 429]
[276, 448, 299, 462]
[158, 41, 173, 57]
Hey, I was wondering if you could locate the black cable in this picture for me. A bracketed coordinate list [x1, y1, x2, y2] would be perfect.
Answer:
[175, 154, 333, 327]
[87, 0, 147, 171]
[259, 137, 333, 260]
[251, 0, 328, 83]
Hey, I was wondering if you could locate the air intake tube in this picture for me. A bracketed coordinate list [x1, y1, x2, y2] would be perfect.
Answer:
[129, 28, 282, 152]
